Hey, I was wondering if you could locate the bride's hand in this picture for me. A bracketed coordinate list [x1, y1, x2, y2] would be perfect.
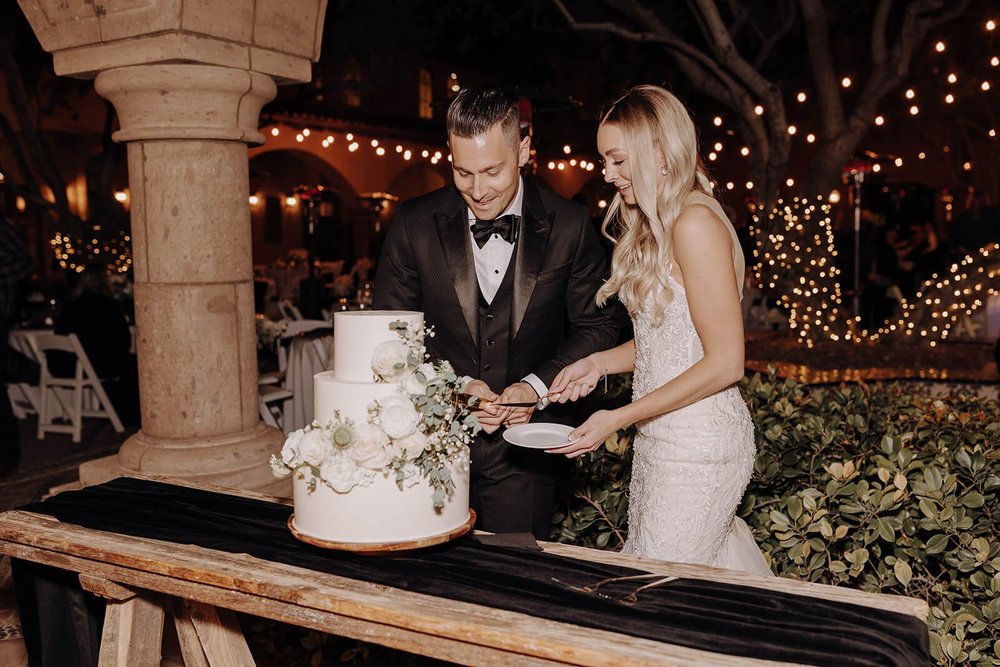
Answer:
[549, 355, 603, 404]
[546, 410, 622, 459]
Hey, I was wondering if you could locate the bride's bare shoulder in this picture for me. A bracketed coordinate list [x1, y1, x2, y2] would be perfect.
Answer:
[671, 202, 730, 249]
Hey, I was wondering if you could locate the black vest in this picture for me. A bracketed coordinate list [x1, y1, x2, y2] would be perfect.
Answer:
[476, 251, 516, 390]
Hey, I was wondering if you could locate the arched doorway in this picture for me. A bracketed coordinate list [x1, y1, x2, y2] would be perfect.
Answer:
[249, 150, 360, 265]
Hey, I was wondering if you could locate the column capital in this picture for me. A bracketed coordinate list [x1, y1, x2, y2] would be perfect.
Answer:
[95, 64, 276, 144]
[17, 0, 326, 83]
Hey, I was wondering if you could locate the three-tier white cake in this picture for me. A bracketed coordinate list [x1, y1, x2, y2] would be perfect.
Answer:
[289, 310, 472, 545]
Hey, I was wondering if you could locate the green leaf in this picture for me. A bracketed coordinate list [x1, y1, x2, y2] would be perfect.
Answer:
[924, 467, 943, 491]
[786, 496, 803, 521]
[959, 491, 984, 508]
[876, 518, 895, 542]
[926, 534, 950, 554]
[893, 559, 912, 587]
[917, 498, 937, 519]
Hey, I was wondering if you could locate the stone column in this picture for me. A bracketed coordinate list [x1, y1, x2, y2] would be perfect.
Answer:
[18, 0, 328, 491]
[92, 65, 281, 488]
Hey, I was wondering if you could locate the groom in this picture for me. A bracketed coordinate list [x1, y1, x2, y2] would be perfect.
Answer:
[374, 86, 618, 538]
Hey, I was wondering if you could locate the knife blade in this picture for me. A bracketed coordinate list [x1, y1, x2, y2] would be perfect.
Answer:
[455, 394, 548, 409]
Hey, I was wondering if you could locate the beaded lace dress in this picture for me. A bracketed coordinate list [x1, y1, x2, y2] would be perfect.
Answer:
[622, 191, 772, 575]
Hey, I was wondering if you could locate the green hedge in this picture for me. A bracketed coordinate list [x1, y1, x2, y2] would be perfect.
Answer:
[552, 371, 1000, 666]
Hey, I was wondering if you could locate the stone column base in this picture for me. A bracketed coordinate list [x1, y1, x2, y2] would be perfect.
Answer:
[82, 423, 290, 492]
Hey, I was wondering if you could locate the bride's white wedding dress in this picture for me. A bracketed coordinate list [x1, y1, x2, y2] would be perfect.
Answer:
[622, 191, 772, 576]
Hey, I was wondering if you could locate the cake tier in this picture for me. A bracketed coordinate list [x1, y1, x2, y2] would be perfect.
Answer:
[314, 370, 400, 423]
[333, 310, 423, 382]
[291, 455, 471, 544]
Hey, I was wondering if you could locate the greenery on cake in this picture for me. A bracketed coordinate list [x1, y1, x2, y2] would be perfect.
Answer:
[271, 320, 480, 509]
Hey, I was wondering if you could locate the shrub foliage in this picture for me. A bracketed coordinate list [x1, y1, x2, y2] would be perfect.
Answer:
[552, 371, 1000, 666]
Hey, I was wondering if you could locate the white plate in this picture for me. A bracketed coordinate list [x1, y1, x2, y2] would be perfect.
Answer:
[503, 423, 575, 450]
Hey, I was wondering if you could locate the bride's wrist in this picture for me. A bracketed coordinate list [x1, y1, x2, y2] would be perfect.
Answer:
[590, 352, 607, 377]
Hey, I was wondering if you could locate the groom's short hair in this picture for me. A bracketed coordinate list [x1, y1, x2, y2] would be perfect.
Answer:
[446, 87, 521, 149]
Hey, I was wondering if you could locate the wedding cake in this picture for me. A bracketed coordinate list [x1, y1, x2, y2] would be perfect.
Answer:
[271, 310, 477, 546]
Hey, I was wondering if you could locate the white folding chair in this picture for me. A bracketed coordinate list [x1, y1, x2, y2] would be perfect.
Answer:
[277, 299, 303, 321]
[30, 332, 125, 443]
[259, 382, 294, 432]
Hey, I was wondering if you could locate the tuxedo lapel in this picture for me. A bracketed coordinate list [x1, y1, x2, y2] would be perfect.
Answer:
[434, 197, 480, 345]
[511, 182, 553, 338]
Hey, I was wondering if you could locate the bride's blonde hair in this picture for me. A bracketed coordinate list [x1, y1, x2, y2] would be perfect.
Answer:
[595, 85, 713, 324]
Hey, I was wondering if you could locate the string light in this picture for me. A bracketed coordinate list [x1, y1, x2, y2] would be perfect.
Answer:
[874, 115, 885, 126]
[751, 196, 999, 347]
[806, 133, 816, 143]
[713, 116, 723, 126]
[841, 76, 852, 88]
[947, 72, 958, 83]
[981, 81, 992, 91]
[754, 105, 764, 115]
[788, 125, 797, 135]
[50, 229, 132, 273]
[909, 105, 920, 115]
[934, 41, 946, 52]
[905, 88, 916, 99]
[796, 91, 807, 103]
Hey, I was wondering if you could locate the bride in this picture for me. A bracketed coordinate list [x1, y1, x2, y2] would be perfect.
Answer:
[547, 85, 771, 576]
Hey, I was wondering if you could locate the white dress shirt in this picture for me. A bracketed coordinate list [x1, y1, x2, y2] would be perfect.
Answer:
[466, 178, 549, 404]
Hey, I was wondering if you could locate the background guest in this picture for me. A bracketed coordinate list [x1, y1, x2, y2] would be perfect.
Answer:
[0, 215, 35, 475]
[51, 263, 140, 427]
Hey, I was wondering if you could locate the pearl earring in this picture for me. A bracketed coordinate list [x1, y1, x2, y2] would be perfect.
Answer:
[660, 167, 668, 176]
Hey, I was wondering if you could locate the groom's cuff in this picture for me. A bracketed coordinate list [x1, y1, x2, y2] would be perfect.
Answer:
[521, 374, 549, 409]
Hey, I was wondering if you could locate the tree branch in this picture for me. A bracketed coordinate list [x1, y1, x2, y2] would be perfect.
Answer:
[692, 0, 778, 101]
[871, 0, 893, 67]
[799, 0, 845, 138]
[752, 0, 798, 70]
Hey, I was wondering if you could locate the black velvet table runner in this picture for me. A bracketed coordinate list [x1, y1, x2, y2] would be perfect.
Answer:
[15, 478, 928, 666]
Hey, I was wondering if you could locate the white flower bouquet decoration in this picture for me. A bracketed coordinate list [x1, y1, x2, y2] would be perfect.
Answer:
[255, 315, 287, 350]
[270, 321, 480, 509]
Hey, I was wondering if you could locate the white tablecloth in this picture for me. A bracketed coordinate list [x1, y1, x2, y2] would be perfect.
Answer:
[281, 334, 334, 433]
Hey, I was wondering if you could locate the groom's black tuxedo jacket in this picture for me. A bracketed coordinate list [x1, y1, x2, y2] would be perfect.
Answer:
[373, 180, 618, 391]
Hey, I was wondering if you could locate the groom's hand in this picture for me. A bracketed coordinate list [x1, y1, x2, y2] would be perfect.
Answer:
[500, 381, 538, 426]
[465, 379, 503, 434]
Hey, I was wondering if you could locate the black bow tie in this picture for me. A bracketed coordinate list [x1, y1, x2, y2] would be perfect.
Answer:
[471, 214, 519, 248]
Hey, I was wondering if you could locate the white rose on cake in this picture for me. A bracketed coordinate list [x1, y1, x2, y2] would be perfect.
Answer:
[319, 454, 363, 493]
[280, 429, 306, 468]
[377, 393, 420, 439]
[400, 368, 427, 395]
[349, 423, 391, 470]
[395, 431, 428, 461]
[371, 340, 409, 380]
[298, 427, 330, 467]
[416, 362, 438, 385]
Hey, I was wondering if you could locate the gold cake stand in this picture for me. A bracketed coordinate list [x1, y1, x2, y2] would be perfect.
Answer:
[288, 509, 476, 554]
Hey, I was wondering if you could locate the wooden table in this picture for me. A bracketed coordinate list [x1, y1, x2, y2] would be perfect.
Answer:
[0, 476, 929, 666]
